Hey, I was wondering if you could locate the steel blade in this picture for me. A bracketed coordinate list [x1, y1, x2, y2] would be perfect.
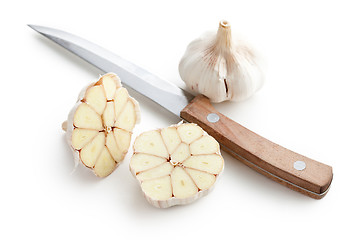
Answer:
[28, 25, 193, 117]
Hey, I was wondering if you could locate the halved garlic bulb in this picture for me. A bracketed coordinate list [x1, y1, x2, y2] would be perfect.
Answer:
[130, 123, 224, 208]
[62, 73, 140, 177]
[179, 20, 265, 102]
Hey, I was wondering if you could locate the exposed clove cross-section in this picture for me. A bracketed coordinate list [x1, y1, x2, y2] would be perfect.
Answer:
[63, 73, 140, 177]
[130, 123, 224, 208]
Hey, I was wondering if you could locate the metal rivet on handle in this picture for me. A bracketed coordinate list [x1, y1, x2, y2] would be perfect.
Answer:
[293, 161, 306, 171]
[207, 113, 220, 123]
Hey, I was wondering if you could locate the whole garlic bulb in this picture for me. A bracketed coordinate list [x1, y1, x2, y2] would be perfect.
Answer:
[179, 20, 265, 102]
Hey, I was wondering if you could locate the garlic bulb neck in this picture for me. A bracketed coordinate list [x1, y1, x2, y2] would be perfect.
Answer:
[215, 21, 232, 51]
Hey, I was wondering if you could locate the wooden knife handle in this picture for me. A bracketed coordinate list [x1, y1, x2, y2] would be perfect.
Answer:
[180, 95, 333, 199]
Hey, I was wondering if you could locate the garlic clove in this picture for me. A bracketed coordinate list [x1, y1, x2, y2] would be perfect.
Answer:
[63, 73, 140, 177]
[105, 131, 124, 163]
[84, 85, 107, 115]
[141, 176, 173, 201]
[130, 123, 224, 208]
[182, 155, 224, 175]
[73, 103, 103, 130]
[113, 128, 131, 155]
[130, 153, 167, 174]
[80, 132, 105, 168]
[177, 123, 203, 144]
[114, 88, 129, 117]
[179, 20, 265, 102]
[171, 166, 198, 199]
[190, 135, 219, 155]
[136, 162, 174, 182]
[71, 128, 98, 150]
[114, 101, 137, 132]
[133, 130, 169, 158]
[98, 73, 120, 100]
[160, 127, 182, 154]
[103, 102, 116, 128]
[171, 142, 190, 163]
[93, 147, 117, 177]
[185, 168, 216, 191]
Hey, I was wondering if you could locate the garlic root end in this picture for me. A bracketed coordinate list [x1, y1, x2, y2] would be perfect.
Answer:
[62, 121, 68, 131]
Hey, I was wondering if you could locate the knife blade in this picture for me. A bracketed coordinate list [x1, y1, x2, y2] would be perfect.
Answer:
[28, 24, 193, 117]
[29, 25, 333, 199]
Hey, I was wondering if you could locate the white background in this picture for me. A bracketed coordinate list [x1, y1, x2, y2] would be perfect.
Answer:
[1, 0, 359, 239]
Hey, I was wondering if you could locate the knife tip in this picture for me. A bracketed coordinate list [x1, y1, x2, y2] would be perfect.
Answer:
[27, 24, 41, 33]
[27, 24, 35, 28]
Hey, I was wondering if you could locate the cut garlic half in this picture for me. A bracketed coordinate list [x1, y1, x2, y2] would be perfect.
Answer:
[130, 123, 224, 208]
[63, 73, 140, 177]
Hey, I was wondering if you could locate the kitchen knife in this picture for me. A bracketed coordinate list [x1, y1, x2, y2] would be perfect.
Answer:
[29, 25, 333, 199]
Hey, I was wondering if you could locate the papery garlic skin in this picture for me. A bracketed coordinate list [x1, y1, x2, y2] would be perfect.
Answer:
[179, 20, 265, 102]
[63, 73, 140, 177]
[130, 123, 224, 208]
